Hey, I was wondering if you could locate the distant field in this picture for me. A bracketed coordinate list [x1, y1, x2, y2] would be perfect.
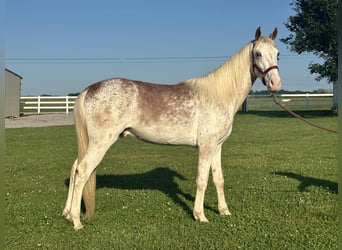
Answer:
[5, 111, 338, 249]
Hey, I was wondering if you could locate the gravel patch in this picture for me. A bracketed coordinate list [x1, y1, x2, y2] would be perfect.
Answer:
[5, 113, 74, 128]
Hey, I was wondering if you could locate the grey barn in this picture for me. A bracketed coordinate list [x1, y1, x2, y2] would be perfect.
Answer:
[5, 68, 22, 117]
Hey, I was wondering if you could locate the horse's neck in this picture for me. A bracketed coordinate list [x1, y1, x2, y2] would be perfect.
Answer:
[209, 43, 255, 110]
[189, 42, 256, 111]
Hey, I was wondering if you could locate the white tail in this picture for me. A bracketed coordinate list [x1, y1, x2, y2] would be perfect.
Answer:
[74, 91, 96, 218]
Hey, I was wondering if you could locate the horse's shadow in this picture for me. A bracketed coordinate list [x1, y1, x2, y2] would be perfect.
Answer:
[272, 171, 338, 194]
[65, 167, 210, 218]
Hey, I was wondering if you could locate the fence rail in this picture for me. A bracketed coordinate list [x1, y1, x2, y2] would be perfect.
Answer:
[20, 96, 77, 114]
[20, 93, 333, 114]
[244, 93, 333, 112]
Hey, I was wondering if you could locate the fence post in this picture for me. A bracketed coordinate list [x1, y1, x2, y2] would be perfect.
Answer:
[332, 82, 338, 109]
[66, 96, 69, 114]
[305, 93, 309, 111]
[242, 97, 248, 112]
[37, 96, 41, 114]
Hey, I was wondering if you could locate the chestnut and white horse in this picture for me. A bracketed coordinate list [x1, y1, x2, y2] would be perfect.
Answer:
[63, 27, 281, 230]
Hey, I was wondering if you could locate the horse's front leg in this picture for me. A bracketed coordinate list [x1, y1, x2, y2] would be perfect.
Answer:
[211, 146, 231, 216]
[193, 144, 217, 222]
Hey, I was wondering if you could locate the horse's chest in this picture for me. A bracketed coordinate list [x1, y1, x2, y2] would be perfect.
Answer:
[197, 107, 233, 141]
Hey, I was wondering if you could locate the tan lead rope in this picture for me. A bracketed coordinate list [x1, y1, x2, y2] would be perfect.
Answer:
[271, 94, 338, 134]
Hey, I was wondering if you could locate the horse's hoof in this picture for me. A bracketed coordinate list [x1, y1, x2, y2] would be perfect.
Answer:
[219, 208, 231, 216]
[74, 223, 84, 230]
[63, 210, 83, 229]
[193, 211, 209, 222]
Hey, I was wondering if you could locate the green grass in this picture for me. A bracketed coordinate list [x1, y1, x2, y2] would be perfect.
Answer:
[5, 111, 338, 249]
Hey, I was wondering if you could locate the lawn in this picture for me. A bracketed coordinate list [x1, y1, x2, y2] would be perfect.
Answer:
[5, 111, 338, 249]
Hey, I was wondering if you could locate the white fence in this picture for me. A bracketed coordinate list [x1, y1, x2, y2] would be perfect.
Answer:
[244, 93, 333, 112]
[20, 93, 333, 114]
[20, 96, 77, 114]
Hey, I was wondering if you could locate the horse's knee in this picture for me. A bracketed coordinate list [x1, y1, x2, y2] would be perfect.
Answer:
[213, 177, 224, 189]
[196, 177, 208, 191]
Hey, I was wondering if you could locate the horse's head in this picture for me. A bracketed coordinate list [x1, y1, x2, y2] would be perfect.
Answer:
[252, 27, 282, 92]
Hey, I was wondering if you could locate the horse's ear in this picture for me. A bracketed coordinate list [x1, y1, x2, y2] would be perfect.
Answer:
[269, 27, 278, 40]
[255, 26, 261, 40]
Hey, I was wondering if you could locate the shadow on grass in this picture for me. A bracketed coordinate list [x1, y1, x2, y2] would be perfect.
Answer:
[96, 167, 194, 217]
[273, 171, 338, 194]
[65, 167, 216, 218]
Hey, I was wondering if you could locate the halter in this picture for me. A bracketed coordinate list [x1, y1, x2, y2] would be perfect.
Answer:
[251, 44, 279, 86]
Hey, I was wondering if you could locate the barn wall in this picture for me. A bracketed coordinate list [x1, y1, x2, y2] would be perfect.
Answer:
[5, 69, 21, 117]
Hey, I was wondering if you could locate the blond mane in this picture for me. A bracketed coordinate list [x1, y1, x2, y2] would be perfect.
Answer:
[184, 42, 255, 107]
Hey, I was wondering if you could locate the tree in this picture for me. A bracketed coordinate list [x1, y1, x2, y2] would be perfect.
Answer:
[281, 0, 338, 83]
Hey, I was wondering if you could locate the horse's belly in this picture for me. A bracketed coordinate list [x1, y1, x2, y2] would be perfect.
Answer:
[128, 126, 197, 146]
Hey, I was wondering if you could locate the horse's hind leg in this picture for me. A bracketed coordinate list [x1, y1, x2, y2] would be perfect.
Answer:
[211, 146, 231, 216]
[62, 159, 78, 219]
[64, 138, 116, 230]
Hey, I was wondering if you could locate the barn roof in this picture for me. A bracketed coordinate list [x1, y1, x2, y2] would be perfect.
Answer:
[5, 68, 23, 79]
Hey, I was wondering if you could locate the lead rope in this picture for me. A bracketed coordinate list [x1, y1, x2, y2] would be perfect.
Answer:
[270, 94, 338, 134]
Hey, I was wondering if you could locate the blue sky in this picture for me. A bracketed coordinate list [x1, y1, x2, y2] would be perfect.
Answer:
[5, 0, 331, 95]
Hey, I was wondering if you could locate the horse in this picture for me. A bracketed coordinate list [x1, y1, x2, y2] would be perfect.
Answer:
[63, 27, 281, 230]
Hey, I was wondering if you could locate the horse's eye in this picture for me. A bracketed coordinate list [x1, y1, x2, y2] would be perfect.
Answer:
[277, 52, 280, 60]
[255, 52, 262, 57]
